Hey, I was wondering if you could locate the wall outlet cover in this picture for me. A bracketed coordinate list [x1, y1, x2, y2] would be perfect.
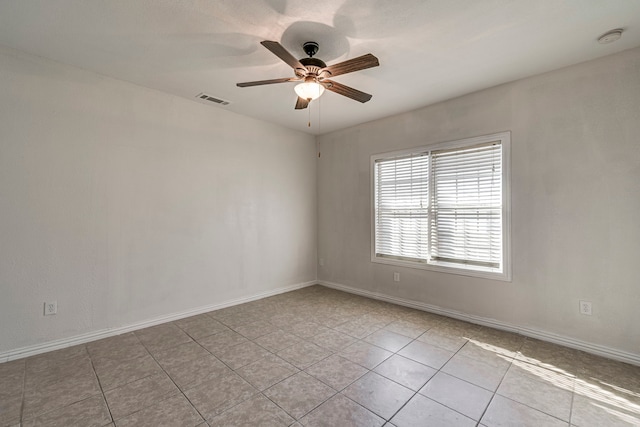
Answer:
[579, 300, 592, 316]
[44, 301, 57, 316]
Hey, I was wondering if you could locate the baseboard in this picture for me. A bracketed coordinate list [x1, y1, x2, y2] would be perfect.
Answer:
[319, 280, 640, 367]
[0, 280, 316, 363]
[6, 279, 637, 367]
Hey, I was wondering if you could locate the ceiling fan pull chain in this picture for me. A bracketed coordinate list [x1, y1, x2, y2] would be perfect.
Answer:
[318, 93, 321, 134]
[308, 99, 312, 127]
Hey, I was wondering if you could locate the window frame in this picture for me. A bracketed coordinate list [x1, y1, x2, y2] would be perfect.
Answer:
[370, 131, 511, 281]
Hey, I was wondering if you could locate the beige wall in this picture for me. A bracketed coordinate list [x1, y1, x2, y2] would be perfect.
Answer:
[317, 48, 640, 357]
[1, 43, 639, 361]
[0, 47, 317, 354]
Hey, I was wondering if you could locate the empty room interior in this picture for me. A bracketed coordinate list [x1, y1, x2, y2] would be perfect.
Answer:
[1, 1, 639, 426]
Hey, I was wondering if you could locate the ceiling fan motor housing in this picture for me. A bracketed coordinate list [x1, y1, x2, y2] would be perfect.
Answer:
[298, 42, 326, 77]
[299, 57, 327, 77]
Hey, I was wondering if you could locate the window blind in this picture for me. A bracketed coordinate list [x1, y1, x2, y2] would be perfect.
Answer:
[374, 153, 429, 262]
[429, 142, 502, 268]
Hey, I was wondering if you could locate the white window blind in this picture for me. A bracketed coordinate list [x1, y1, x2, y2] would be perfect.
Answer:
[429, 142, 502, 268]
[374, 153, 429, 262]
[372, 132, 509, 279]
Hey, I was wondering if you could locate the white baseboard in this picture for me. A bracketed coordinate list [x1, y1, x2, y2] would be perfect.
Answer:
[319, 280, 640, 367]
[5, 279, 638, 367]
[0, 280, 316, 363]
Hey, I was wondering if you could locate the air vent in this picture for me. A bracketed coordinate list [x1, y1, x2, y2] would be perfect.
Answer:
[195, 92, 230, 106]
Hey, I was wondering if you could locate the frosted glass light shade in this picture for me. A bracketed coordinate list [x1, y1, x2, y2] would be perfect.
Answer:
[294, 82, 325, 100]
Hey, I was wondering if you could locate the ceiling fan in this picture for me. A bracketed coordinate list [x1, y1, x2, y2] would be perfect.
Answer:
[237, 41, 379, 109]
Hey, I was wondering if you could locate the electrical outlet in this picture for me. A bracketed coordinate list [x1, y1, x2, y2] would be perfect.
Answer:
[319, 258, 325, 267]
[393, 272, 400, 282]
[44, 301, 57, 316]
[579, 300, 592, 316]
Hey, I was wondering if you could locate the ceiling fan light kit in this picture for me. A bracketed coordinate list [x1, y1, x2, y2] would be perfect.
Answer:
[237, 40, 379, 110]
[294, 80, 325, 101]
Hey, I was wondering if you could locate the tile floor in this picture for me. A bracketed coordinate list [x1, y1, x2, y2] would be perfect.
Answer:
[1, 285, 639, 426]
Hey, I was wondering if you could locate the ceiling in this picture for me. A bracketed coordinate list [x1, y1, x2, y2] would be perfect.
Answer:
[0, 1, 638, 135]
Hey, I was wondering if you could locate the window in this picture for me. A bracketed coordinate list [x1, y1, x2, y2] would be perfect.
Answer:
[371, 132, 511, 280]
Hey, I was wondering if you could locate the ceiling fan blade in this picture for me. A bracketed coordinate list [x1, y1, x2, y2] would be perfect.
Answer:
[236, 77, 298, 87]
[295, 97, 309, 110]
[261, 41, 307, 73]
[320, 53, 379, 78]
[323, 80, 373, 103]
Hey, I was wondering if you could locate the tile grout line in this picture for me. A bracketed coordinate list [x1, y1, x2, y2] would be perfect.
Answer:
[297, 309, 447, 422]
[212, 312, 395, 423]
[218, 301, 522, 424]
[370, 321, 530, 424]
[474, 349, 516, 425]
[21, 348, 109, 424]
[490, 338, 577, 425]
[380, 324, 469, 424]
[142, 338, 208, 426]
[188, 320, 316, 425]
[475, 338, 576, 425]
[250, 330, 340, 424]
[112, 331, 205, 426]
[18, 359, 27, 425]
[283, 314, 397, 423]
[87, 347, 116, 425]
[568, 366, 577, 426]
[297, 318, 445, 423]
[323, 331, 414, 424]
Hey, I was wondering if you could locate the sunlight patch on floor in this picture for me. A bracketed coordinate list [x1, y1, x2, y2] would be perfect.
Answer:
[469, 336, 640, 424]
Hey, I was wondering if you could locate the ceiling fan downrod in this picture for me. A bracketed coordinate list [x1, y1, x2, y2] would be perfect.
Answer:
[302, 41, 319, 57]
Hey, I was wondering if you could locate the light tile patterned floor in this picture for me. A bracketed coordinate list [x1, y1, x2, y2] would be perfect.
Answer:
[1, 285, 639, 426]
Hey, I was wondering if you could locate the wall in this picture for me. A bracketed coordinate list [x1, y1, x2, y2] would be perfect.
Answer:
[317, 47, 640, 358]
[0, 46, 317, 356]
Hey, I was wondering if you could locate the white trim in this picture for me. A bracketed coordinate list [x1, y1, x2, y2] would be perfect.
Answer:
[318, 280, 640, 367]
[370, 131, 512, 282]
[0, 280, 316, 363]
[5, 278, 638, 368]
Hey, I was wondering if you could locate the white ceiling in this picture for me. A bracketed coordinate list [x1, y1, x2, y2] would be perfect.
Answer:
[0, 0, 638, 135]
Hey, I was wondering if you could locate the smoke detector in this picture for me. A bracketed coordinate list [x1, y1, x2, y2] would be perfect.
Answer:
[598, 29, 623, 44]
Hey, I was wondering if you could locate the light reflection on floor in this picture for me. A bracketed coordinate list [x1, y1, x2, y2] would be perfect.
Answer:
[466, 337, 640, 425]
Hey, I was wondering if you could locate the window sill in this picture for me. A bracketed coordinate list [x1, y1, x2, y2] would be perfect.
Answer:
[371, 255, 511, 282]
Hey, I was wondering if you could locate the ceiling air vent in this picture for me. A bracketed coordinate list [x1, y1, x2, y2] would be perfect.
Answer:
[195, 92, 230, 106]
